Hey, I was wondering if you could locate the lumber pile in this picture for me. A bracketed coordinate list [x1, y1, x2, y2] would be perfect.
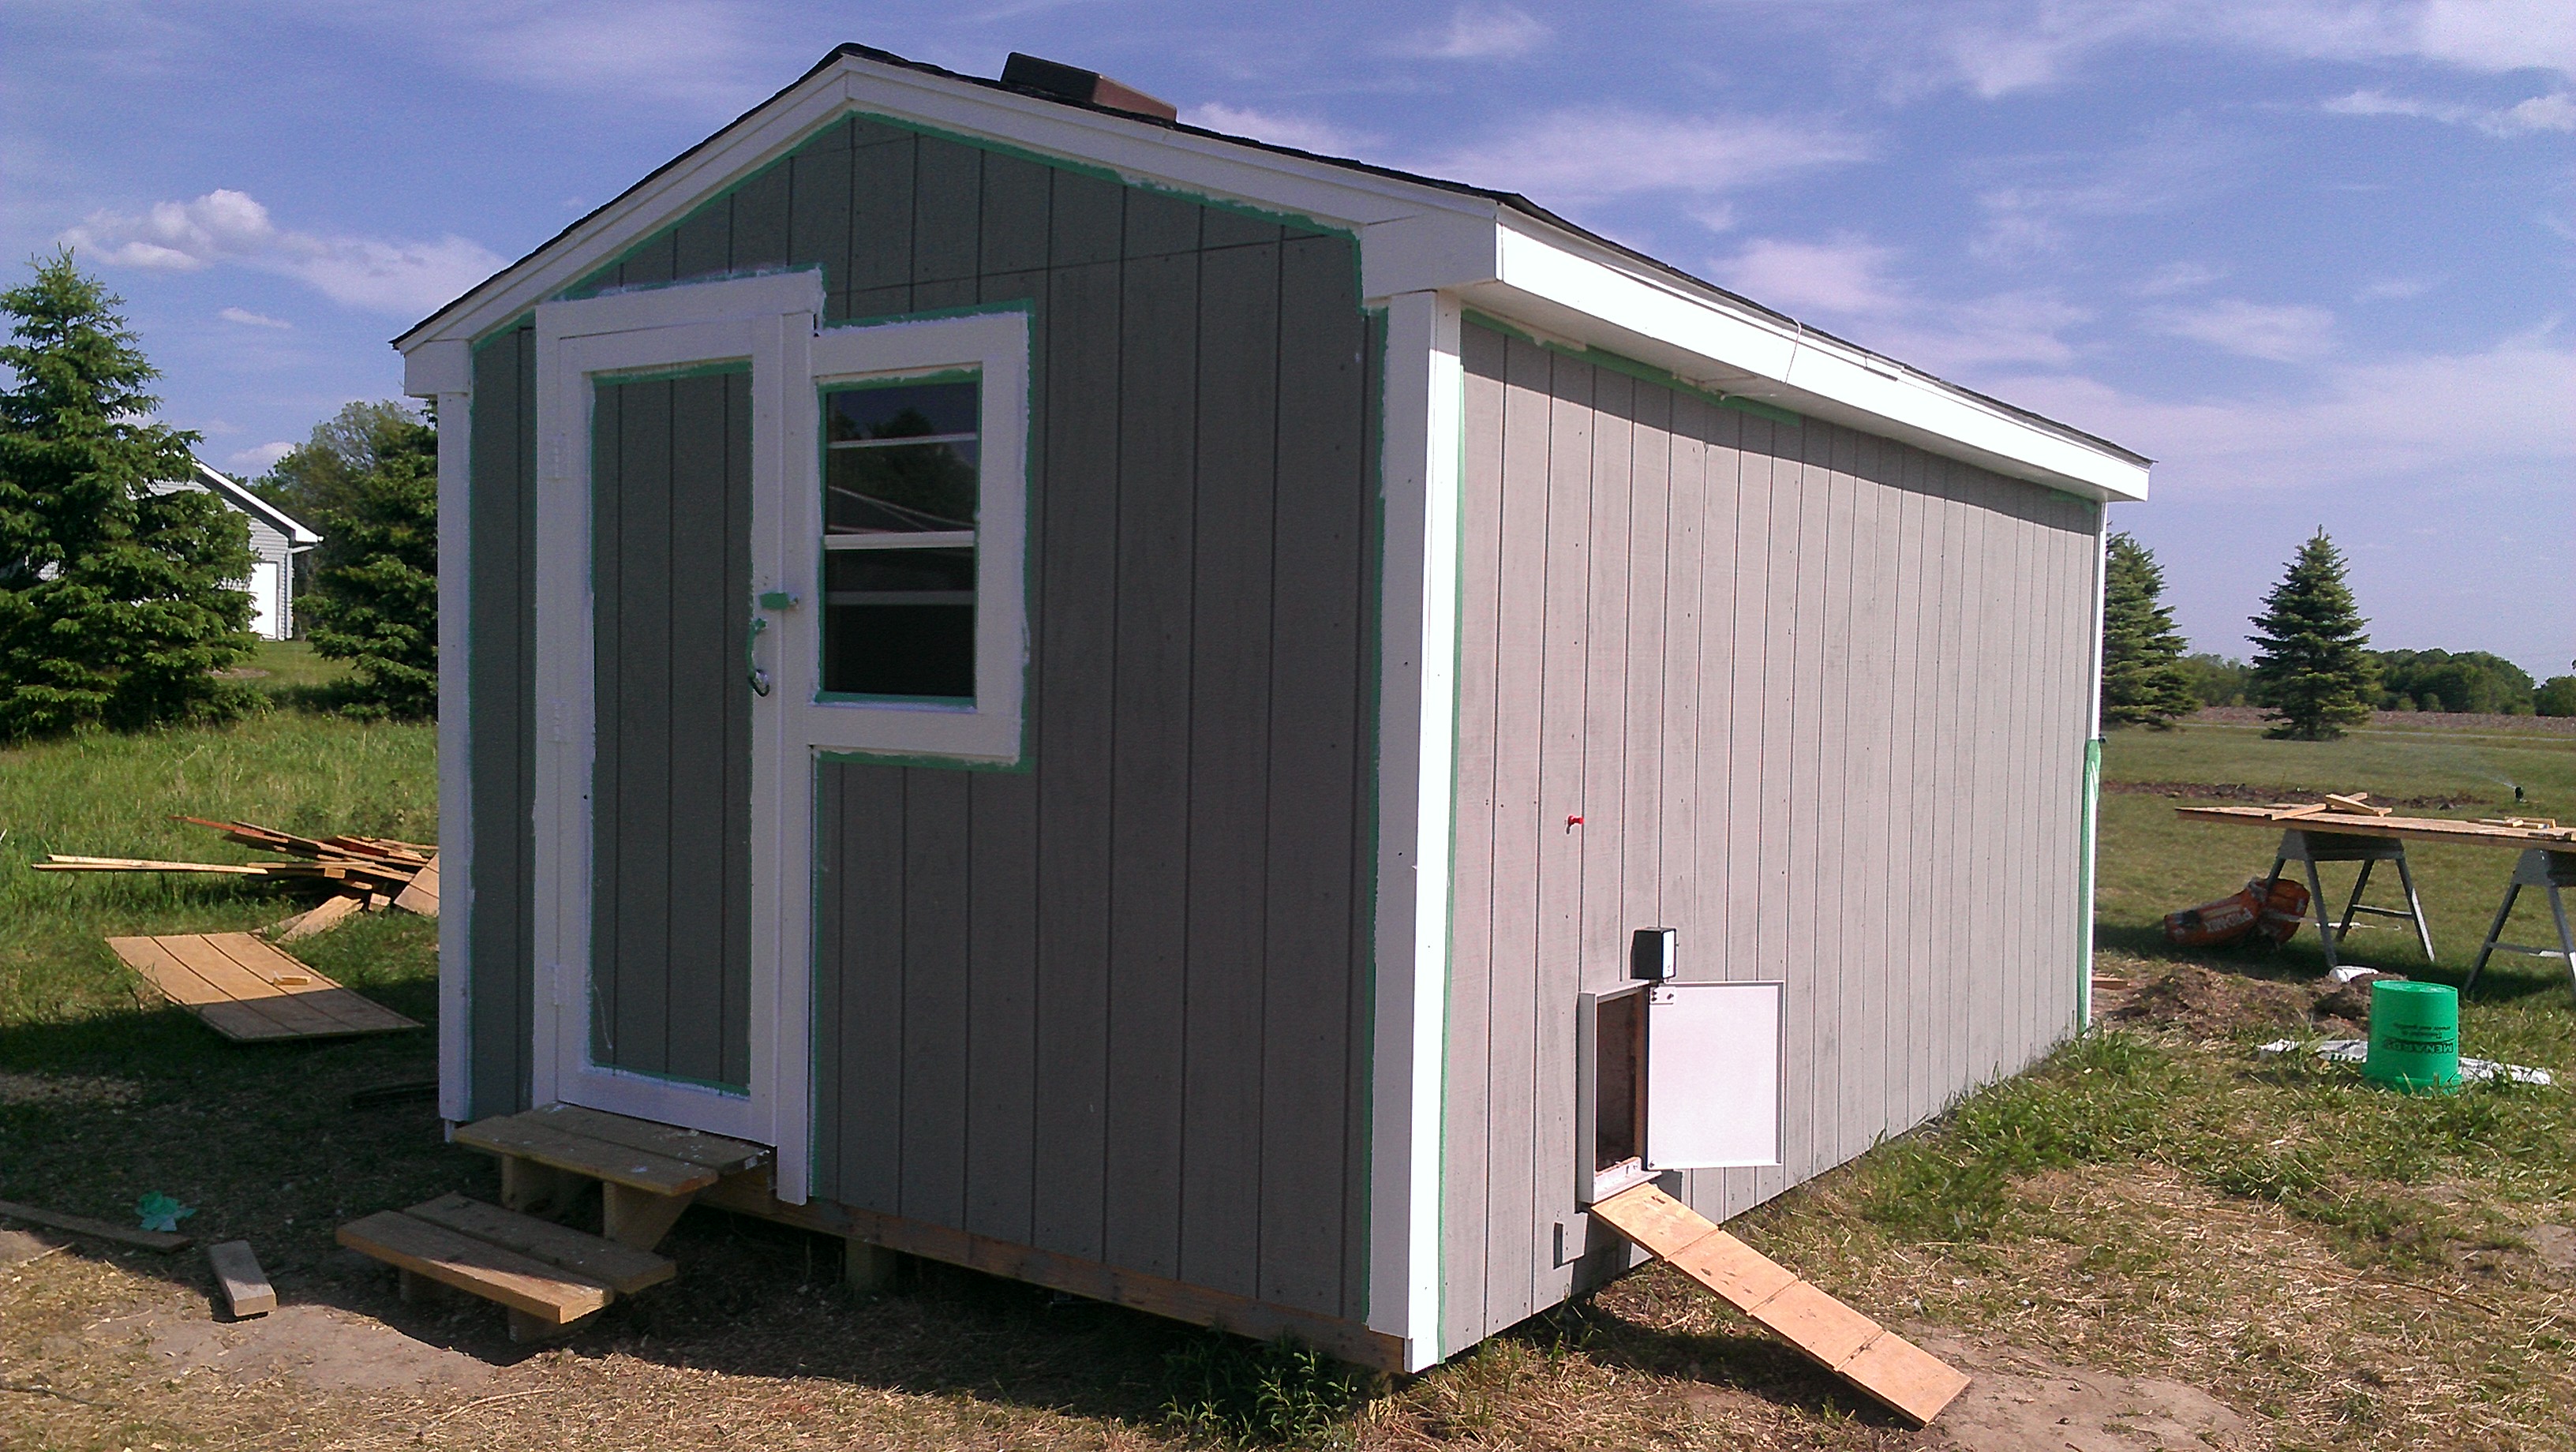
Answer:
[34, 816, 439, 917]
[2175, 795, 2576, 848]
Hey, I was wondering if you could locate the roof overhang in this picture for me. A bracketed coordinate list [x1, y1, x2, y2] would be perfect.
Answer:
[193, 459, 321, 545]
[397, 45, 2147, 504]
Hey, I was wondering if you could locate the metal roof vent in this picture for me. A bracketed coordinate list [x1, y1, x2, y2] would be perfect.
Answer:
[1000, 52, 1178, 122]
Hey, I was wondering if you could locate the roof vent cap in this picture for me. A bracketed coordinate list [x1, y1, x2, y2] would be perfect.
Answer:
[1001, 52, 1178, 122]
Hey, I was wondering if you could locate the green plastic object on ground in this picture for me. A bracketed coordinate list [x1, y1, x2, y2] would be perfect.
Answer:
[2364, 981, 2462, 1095]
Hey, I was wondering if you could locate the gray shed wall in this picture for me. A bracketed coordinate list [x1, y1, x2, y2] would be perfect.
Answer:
[464, 114, 1383, 1323]
[1438, 322, 2099, 1354]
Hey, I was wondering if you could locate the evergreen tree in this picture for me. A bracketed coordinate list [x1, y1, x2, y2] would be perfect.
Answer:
[2248, 529, 2377, 740]
[2099, 530, 2198, 728]
[0, 251, 252, 739]
[290, 402, 437, 718]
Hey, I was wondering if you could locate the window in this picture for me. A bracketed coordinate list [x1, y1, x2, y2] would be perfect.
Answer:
[822, 376, 981, 700]
[799, 306, 1029, 765]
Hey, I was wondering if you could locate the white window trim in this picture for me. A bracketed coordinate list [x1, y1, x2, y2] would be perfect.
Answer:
[531, 271, 822, 1190]
[798, 308, 1031, 765]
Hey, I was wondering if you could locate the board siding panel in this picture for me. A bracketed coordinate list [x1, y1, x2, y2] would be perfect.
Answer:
[1441, 322, 2096, 1351]
[467, 324, 537, 1120]
[620, 126, 1384, 1320]
[588, 371, 754, 1088]
[479, 116, 1378, 1323]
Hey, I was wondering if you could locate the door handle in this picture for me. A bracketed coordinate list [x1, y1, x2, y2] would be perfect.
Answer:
[747, 591, 799, 698]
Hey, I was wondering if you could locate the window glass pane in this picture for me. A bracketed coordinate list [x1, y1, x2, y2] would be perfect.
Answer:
[823, 547, 975, 698]
[821, 374, 981, 701]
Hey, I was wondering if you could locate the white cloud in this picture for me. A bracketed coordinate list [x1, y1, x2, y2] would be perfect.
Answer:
[1424, 110, 1871, 205]
[2355, 275, 2436, 301]
[61, 189, 501, 316]
[1188, 103, 1372, 157]
[1995, 330, 2575, 494]
[217, 305, 291, 329]
[1402, 4, 1552, 61]
[2150, 298, 2338, 361]
[226, 440, 295, 477]
[2327, 87, 2576, 134]
[1708, 234, 2090, 371]
[1969, 119, 2250, 260]
[1860, 1, 2574, 99]
[404, 0, 790, 114]
[2135, 261, 2228, 296]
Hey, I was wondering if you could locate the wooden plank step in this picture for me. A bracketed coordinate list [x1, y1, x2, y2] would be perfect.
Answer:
[452, 1113, 724, 1196]
[522, 1104, 768, 1174]
[1591, 1182, 1969, 1428]
[402, 1193, 674, 1295]
[336, 1211, 612, 1326]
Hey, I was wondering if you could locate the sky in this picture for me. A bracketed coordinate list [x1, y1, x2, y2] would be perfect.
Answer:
[4, 1, 2569, 676]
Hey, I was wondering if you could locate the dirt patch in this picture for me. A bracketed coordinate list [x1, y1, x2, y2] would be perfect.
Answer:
[107, 1303, 496, 1396]
[1910, 1338, 2260, 1450]
[0, 1072, 141, 1107]
[2526, 1225, 2576, 1274]
[2101, 780, 2486, 810]
[2099, 962, 2400, 1038]
[0, 1227, 60, 1265]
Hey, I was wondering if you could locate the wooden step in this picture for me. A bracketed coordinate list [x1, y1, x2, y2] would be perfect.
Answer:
[337, 1197, 676, 1339]
[1590, 1182, 1969, 1427]
[453, 1106, 766, 1196]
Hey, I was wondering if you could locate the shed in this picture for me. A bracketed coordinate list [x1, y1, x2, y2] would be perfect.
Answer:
[148, 459, 320, 639]
[395, 43, 2148, 1372]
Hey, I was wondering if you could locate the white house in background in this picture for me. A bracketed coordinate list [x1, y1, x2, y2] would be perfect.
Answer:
[149, 460, 321, 640]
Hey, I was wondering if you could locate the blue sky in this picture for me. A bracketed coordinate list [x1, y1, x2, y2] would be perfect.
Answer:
[6, 1, 2569, 675]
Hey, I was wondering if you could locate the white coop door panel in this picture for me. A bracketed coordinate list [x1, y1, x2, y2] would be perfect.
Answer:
[1645, 981, 1784, 1169]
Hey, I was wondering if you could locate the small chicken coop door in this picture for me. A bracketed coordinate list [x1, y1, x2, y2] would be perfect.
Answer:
[1578, 979, 1784, 1204]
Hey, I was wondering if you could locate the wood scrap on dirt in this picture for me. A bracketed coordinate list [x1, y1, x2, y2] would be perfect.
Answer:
[32, 815, 438, 920]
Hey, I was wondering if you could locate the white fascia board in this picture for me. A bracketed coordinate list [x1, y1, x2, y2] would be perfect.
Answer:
[405, 339, 470, 397]
[1453, 220, 2149, 503]
[192, 460, 322, 544]
[395, 54, 1488, 357]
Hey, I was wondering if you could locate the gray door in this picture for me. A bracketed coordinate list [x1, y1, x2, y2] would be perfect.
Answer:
[587, 368, 755, 1089]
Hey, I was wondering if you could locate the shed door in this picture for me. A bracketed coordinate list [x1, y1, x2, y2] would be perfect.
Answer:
[248, 560, 282, 639]
[1643, 982, 1784, 1169]
[529, 273, 821, 1179]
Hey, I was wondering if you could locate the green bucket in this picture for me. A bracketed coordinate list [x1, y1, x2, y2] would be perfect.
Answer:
[2364, 981, 2462, 1095]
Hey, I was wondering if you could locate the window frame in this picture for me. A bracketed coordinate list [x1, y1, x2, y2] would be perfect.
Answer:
[795, 306, 1031, 765]
[816, 368, 987, 705]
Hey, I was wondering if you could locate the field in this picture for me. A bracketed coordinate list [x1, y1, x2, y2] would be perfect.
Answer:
[5, 668, 2574, 1451]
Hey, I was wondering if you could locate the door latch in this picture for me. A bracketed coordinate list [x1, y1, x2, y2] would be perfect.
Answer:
[747, 613, 773, 697]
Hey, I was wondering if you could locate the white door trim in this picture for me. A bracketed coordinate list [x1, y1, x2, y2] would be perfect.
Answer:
[531, 271, 823, 1199]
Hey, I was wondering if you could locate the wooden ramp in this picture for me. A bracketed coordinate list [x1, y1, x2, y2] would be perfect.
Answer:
[1591, 1182, 1969, 1427]
[108, 932, 418, 1041]
[339, 1193, 675, 1342]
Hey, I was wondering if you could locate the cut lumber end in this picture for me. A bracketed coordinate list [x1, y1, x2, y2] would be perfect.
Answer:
[208, 1239, 276, 1318]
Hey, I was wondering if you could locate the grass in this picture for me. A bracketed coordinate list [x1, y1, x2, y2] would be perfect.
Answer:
[2, 705, 2574, 1450]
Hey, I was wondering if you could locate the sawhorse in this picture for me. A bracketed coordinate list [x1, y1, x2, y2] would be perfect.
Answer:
[2263, 829, 2436, 970]
[2462, 848, 2576, 997]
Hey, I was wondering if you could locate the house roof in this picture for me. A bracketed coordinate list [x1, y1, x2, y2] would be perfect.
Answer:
[397, 43, 2149, 500]
[190, 459, 322, 546]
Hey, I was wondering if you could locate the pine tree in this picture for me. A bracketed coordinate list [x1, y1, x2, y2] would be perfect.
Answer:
[294, 403, 437, 719]
[2248, 529, 2376, 740]
[0, 251, 253, 739]
[2099, 530, 2197, 728]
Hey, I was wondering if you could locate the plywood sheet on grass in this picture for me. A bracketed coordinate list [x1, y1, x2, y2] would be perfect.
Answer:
[107, 933, 419, 1042]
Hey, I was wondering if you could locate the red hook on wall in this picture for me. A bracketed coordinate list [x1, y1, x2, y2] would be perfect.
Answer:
[1565, 814, 1583, 832]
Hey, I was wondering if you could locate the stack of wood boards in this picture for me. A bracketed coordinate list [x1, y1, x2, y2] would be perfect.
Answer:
[35, 815, 440, 916]
[1589, 1182, 1970, 1427]
[108, 932, 418, 1041]
[2175, 802, 2576, 847]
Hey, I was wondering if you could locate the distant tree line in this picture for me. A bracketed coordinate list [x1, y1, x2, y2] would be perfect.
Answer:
[2102, 526, 2576, 738]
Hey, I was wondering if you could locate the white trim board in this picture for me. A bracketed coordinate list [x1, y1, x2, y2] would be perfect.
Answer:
[1367, 291, 1466, 1371]
[394, 48, 2145, 503]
